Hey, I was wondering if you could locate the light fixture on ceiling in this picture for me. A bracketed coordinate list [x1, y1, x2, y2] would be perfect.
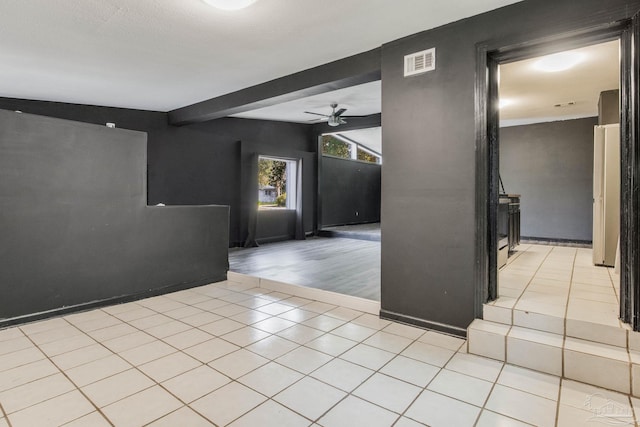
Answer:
[499, 98, 513, 109]
[203, 0, 258, 10]
[533, 51, 586, 72]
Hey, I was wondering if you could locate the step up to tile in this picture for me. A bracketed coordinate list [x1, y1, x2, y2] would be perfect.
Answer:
[483, 301, 629, 348]
[507, 326, 563, 376]
[467, 319, 638, 396]
[564, 336, 630, 394]
[467, 319, 510, 361]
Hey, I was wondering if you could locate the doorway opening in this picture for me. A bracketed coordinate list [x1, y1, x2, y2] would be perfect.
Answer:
[475, 21, 640, 331]
[495, 39, 622, 331]
[317, 128, 382, 242]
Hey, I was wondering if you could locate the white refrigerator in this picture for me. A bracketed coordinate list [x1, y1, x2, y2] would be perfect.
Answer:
[592, 123, 620, 267]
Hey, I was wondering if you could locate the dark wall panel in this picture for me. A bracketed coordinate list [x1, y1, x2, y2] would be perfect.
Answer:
[146, 125, 242, 244]
[500, 118, 597, 242]
[0, 110, 228, 321]
[256, 210, 297, 243]
[321, 156, 381, 226]
[380, 0, 640, 333]
[234, 125, 315, 244]
[0, 98, 315, 246]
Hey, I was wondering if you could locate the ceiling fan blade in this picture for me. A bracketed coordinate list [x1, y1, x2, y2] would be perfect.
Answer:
[304, 111, 330, 117]
[334, 108, 347, 117]
[340, 115, 371, 118]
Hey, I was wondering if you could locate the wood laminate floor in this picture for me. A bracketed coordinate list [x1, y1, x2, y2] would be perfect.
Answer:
[229, 237, 380, 301]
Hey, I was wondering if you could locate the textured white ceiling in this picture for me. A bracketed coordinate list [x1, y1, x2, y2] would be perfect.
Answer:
[232, 81, 381, 123]
[335, 127, 382, 154]
[500, 40, 620, 127]
[236, 40, 620, 126]
[0, 0, 522, 112]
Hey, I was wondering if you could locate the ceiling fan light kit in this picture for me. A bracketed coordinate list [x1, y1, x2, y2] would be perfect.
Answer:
[305, 103, 350, 127]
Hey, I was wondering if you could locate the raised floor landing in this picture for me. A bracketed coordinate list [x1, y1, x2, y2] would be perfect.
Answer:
[229, 237, 380, 301]
[487, 244, 625, 345]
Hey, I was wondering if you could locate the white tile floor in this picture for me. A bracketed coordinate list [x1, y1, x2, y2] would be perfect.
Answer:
[485, 244, 628, 345]
[1, 278, 640, 426]
[474, 244, 640, 396]
[494, 244, 621, 327]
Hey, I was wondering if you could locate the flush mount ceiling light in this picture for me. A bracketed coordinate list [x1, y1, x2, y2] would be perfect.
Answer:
[533, 51, 586, 72]
[203, 0, 258, 10]
[499, 98, 514, 109]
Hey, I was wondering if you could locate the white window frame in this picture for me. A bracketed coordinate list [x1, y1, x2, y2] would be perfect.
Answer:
[258, 156, 299, 210]
[327, 134, 382, 164]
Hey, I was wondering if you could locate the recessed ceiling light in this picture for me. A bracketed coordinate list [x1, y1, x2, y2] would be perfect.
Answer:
[533, 51, 586, 72]
[203, 0, 258, 10]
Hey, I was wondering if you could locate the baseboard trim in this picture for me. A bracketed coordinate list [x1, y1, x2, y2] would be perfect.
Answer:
[317, 230, 381, 242]
[255, 235, 295, 245]
[379, 309, 467, 338]
[520, 236, 592, 248]
[0, 274, 227, 329]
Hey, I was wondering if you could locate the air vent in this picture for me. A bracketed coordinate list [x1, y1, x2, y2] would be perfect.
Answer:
[404, 48, 436, 77]
[554, 101, 576, 108]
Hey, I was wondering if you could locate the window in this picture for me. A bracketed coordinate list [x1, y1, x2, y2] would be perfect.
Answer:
[357, 147, 380, 163]
[321, 134, 381, 164]
[258, 156, 298, 210]
[322, 135, 352, 159]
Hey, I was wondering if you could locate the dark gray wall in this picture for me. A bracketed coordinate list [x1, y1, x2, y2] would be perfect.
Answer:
[500, 118, 597, 242]
[156, 118, 314, 246]
[0, 98, 315, 247]
[235, 126, 315, 245]
[321, 156, 381, 227]
[0, 110, 228, 321]
[256, 210, 297, 243]
[380, 0, 640, 334]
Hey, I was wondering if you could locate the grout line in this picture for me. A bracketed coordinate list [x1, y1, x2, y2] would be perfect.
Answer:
[507, 245, 555, 316]
[344, 332, 459, 426]
[36, 296, 234, 421]
[68, 287, 309, 425]
[629, 346, 634, 401]
[139, 287, 380, 424]
[561, 247, 579, 369]
[18, 326, 116, 427]
[6, 276, 627, 426]
[555, 378, 564, 427]
[192, 322, 390, 424]
[0, 402, 12, 427]
[227, 321, 468, 424]
[471, 362, 507, 427]
[628, 393, 638, 426]
[7, 286, 545, 426]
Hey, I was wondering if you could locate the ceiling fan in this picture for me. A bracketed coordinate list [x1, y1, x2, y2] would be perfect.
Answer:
[304, 103, 360, 127]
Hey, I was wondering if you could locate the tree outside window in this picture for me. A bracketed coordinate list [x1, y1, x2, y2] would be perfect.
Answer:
[258, 156, 297, 209]
[321, 134, 380, 164]
[322, 135, 352, 158]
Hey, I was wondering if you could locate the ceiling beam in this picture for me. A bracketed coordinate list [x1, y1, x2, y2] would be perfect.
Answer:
[168, 48, 381, 126]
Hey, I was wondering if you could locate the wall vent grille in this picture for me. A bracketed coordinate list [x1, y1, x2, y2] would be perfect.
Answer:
[404, 48, 436, 77]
